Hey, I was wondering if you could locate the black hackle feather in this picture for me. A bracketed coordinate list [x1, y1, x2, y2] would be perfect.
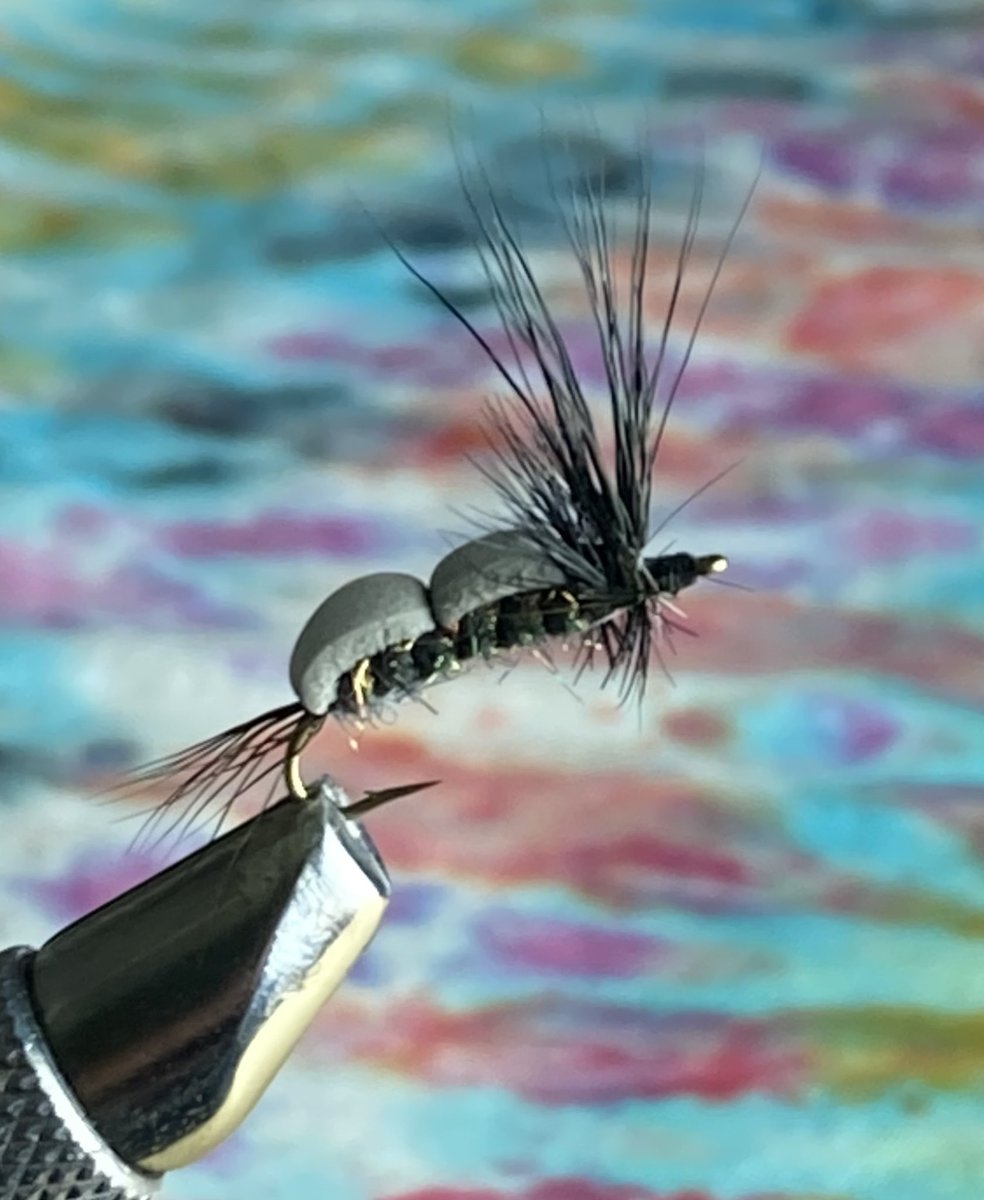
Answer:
[391, 139, 745, 701]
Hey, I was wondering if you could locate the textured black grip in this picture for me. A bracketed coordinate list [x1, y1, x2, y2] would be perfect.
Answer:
[0, 948, 159, 1200]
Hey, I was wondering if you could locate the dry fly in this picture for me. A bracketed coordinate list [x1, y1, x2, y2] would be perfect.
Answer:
[111, 141, 746, 843]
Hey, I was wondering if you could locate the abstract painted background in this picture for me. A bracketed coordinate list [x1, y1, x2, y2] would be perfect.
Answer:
[2, 2, 984, 1198]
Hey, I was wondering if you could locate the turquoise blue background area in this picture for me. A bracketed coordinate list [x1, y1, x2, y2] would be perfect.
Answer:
[2, 3, 984, 1199]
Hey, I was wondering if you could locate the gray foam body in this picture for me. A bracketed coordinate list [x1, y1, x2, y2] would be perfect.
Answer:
[429, 531, 567, 629]
[290, 572, 436, 714]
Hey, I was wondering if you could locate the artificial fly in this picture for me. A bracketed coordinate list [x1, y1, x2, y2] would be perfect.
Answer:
[111, 139, 745, 844]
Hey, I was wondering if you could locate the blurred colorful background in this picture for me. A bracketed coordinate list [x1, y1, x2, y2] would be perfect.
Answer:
[2, 1, 984, 1197]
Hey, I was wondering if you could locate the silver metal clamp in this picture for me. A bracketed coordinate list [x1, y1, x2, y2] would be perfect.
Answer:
[0, 779, 390, 1199]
